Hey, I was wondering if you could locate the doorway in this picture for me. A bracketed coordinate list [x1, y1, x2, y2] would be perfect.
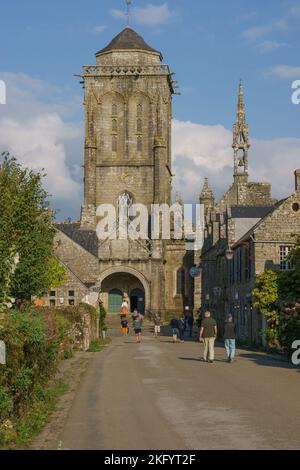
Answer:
[130, 288, 145, 314]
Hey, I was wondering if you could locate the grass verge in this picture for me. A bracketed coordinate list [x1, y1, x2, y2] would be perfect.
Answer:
[88, 337, 111, 352]
[0, 379, 68, 450]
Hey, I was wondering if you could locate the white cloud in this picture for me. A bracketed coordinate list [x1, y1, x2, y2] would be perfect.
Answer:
[92, 25, 107, 35]
[110, 3, 176, 27]
[172, 119, 300, 203]
[256, 40, 289, 54]
[268, 65, 300, 79]
[242, 20, 288, 40]
[0, 73, 83, 219]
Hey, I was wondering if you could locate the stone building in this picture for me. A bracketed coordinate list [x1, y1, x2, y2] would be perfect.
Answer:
[200, 82, 300, 344]
[42, 27, 195, 315]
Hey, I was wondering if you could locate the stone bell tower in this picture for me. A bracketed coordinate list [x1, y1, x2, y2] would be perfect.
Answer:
[80, 27, 176, 228]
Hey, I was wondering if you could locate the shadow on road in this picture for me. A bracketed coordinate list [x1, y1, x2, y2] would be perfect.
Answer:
[238, 352, 299, 370]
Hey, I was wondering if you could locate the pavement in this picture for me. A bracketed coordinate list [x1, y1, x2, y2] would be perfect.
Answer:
[31, 329, 300, 450]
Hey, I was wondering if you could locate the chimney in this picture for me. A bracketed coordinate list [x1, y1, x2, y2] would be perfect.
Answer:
[295, 169, 300, 192]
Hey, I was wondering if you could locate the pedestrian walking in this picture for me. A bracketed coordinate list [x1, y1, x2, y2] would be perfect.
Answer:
[154, 314, 161, 338]
[224, 314, 237, 363]
[170, 317, 179, 343]
[178, 315, 185, 342]
[121, 316, 128, 336]
[199, 311, 217, 363]
[133, 313, 143, 343]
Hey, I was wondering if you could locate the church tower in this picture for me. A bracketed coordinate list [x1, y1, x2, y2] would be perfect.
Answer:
[80, 27, 175, 227]
[233, 80, 250, 183]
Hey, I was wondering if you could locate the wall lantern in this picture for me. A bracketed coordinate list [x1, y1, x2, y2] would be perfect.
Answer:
[225, 248, 234, 261]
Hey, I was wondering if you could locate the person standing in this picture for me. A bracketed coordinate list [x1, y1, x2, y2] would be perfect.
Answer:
[178, 315, 186, 343]
[170, 317, 179, 343]
[154, 314, 161, 338]
[199, 311, 217, 363]
[121, 316, 128, 336]
[224, 314, 237, 363]
[133, 313, 143, 343]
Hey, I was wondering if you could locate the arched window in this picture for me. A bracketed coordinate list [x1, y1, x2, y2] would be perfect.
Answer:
[137, 136, 142, 152]
[137, 103, 142, 115]
[137, 119, 142, 133]
[118, 192, 134, 209]
[112, 136, 117, 152]
[112, 104, 117, 116]
[112, 119, 117, 132]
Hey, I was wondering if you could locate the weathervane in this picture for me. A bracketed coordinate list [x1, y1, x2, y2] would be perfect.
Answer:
[125, 1, 132, 27]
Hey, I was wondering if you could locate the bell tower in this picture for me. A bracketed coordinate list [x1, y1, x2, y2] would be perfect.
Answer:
[79, 27, 176, 228]
[233, 80, 250, 183]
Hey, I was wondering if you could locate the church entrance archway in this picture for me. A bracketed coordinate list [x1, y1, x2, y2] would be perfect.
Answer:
[100, 268, 149, 314]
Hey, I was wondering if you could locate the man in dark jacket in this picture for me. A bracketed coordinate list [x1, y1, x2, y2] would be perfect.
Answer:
[224, 314, 237, 363]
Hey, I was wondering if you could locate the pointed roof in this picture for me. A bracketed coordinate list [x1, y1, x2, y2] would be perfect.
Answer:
[200, 177, 214, 202]
[233, 80, 250, 150]
[96, 27, 162, 58]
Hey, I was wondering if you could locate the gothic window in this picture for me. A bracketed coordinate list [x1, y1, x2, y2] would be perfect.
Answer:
[137, 136, 142, 152]
[112, 136, 117, 152]
[137, 103, 142, 115]
[118, 192, 133, 209]
[137, 118, 142, 133]
[112, 119, 117, 133]
[112, 104, 117, 116]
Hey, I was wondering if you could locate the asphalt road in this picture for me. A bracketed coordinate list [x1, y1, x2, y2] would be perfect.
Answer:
[52, 333, 300, 450]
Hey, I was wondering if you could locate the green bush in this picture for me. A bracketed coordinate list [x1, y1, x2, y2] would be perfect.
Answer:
[0, 306, 71, 446]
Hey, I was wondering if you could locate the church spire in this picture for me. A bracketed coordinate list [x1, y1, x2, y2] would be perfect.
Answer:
[200, 177, 215, 210]
[233, 80, 250, 182]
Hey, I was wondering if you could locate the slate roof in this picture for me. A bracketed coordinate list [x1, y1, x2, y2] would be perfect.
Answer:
[230, 206, 275, 219]
[56, 223, 99, 258]
[96, 27, 161, 57]
[233, 199, 288, 246]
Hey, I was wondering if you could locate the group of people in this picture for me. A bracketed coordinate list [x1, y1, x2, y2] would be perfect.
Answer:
[170, 310, 237, 364]
[170, 311, 194, 343]
[119, 298, 237, 362]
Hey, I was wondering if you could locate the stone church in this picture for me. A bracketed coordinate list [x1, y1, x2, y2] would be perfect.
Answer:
[43, 27, 195, 316]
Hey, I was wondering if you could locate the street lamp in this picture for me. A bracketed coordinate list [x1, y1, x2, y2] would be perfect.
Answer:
[225, 248, 234, 261]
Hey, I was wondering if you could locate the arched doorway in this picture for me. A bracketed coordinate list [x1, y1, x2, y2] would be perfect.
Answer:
[108, 288, 123, 313]
[100, 268, 149, 314]
[130, 288, 145, 314]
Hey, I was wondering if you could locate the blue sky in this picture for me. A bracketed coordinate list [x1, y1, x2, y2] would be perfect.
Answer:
[0, 1, 300, 218]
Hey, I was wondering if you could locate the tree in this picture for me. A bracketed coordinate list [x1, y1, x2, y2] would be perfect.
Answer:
[0, 152, 66, 303]
[252, 270, 280, 348]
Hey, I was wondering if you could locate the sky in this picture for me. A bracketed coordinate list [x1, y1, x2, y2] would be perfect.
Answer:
[0, 0, 300, 219]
